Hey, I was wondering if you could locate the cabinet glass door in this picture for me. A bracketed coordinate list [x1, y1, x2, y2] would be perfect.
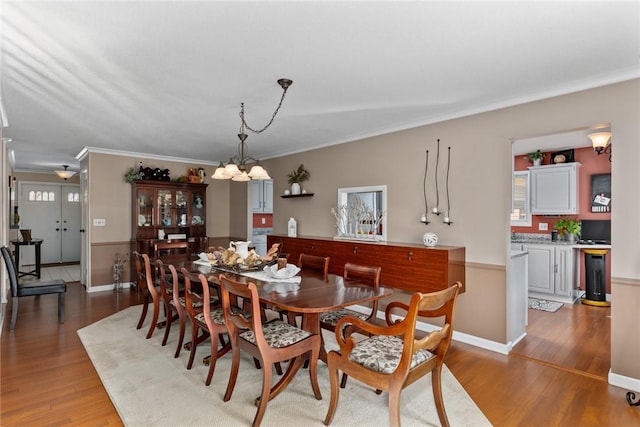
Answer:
[158, 190, 173, 227]
[176, 190, 187, 226]
[192, 190, 205, 225]
[137, 188, 154, 226]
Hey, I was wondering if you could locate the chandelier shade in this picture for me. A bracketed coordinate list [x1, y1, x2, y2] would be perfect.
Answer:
[54, 165, 76, 180]
[212, 79, 291, 181]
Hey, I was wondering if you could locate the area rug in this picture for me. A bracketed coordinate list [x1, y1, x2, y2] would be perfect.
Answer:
[78, 306, 492, 426]
[528, 298, 564, 313]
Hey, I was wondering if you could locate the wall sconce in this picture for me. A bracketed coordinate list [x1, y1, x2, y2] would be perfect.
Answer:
[589, 131, 612, 161]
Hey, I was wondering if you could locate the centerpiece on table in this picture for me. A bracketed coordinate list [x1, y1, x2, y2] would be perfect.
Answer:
[202, 243, 280, 271]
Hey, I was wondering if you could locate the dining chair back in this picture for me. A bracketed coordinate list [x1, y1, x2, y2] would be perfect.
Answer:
[181, 269, 230, 385]
[298, 253, 330, 280]
[132, 250, 150, 329]
[154, 240, 190, 258]
[219, 273, 322, 426]
[324, 282, 462, 427]
[1, 246, 66, 331]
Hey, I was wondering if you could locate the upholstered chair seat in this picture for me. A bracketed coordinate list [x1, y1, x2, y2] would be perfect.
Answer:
[319, 308, 367, 326]
[240, 319, 312, 348]
[347, 335, 434, 374]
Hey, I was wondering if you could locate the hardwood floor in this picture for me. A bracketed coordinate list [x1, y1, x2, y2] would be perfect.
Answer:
[1, 277, 639, 426]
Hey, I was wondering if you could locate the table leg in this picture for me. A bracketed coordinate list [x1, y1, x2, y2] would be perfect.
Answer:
[35, 243, 41, 279]
[301, 312, 327, 362]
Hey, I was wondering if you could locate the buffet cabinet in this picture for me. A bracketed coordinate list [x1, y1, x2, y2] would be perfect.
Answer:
[131, 181, 208, 255]
[267, 235, 465, 294]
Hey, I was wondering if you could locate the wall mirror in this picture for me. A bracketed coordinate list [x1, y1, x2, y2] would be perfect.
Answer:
[334, 185, 387, 241]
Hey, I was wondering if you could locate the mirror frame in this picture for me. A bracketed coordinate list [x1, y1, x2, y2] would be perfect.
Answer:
[336, 185, 387, 242]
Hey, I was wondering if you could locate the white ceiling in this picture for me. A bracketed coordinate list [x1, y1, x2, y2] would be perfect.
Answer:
[2, 1, 639, 173]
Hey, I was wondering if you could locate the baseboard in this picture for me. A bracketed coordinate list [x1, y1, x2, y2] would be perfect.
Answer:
[609, 370, 640, 392]
[86, 282, 133, 293]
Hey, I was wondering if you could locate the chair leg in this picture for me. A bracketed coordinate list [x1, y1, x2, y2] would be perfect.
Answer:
[174, 310, 186, 358]
[186, 324, 200, 369]
[10, 296, 18, 331]
[339, 373, 348, 388]
[388, 384, 403, 427]
[161, 304, 174, 346]
[136, 294, 149, 330]
[205, 333, 220, 386]
[57, 292, 65, 324]
[223, 345, 241, 402]
[253, 362, 273, 427]
[431, 365, 450, 427]
[323, 353, 340, 425]
[146, 298, 160, 339]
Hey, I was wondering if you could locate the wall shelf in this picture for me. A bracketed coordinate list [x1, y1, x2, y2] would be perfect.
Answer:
[281, 193, 314, 199]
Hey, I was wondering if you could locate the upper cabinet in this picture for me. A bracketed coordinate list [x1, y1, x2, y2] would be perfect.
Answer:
[511, 171, 531, 226]
[250, 180, 273, 213]
[530, 163, 580, 214]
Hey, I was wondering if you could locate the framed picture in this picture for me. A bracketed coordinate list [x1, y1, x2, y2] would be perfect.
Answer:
[20, 229, 32, 242]
[591, 173, 611, 213]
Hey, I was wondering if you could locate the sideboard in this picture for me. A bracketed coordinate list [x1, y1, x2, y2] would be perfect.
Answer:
[267, 235, 465, 294]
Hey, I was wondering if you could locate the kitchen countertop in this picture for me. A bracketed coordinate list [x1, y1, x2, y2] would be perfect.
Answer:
[512, 238, 611, 249]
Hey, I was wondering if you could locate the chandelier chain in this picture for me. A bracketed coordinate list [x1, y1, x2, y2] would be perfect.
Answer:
[239, 87, 289, 134]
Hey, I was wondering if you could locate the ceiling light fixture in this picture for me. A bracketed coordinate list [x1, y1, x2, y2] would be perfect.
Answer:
[54, 164, 76, 180]
[589, 131, 612, 161]
[212, 78, 293, 181]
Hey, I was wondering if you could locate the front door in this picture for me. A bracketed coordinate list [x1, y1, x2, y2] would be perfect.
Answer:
[19, 182, 81, 264]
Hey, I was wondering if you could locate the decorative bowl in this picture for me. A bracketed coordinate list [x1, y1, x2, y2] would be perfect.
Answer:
[263, 263, 301, 279]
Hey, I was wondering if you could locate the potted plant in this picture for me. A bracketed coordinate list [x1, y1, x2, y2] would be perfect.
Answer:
[553, 217, 581, 242]
[525, 150, 545, 166]
[287, 164, 310, 195]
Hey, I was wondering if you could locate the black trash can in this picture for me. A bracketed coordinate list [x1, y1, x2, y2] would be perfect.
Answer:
[582, 249, 610, 307]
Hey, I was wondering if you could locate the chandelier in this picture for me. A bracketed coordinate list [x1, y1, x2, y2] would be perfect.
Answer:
[212, 78, 293, 181]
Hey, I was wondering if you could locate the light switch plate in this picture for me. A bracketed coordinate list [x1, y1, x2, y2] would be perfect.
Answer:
[539, 223, 548, 231]
[93, 218, 106, 226]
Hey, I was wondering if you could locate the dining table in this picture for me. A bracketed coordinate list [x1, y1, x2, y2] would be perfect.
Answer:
[159, 254, 393, 401]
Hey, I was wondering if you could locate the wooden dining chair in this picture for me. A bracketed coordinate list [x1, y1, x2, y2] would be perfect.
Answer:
[180, 267, 223, 371]
[134, 251, 164, 339]
[298, 253, 330, 280]
[219, 274, 322, 427]
[181, 270, 232, 385]
[319, 262, 382, 387]
[132, 250, 150, 329]
[323, 282, 462, 427]
[1, 246, 66, 331]
[155, 259, 184, 350]
[278, 253, 331, 326]
[154, 240, 190, 258]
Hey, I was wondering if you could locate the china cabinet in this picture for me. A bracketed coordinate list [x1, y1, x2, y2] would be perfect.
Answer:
[131, 181, 208, 255]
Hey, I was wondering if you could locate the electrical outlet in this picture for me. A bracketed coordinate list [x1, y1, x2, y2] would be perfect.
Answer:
[93, 218, 106, 226]
[539, 223, 548, 231]
[261, 218, 266, 225]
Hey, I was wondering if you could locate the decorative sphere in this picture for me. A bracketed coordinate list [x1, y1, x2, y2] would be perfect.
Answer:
[423, 232, 438, 247]
[284, 189, 291, 195]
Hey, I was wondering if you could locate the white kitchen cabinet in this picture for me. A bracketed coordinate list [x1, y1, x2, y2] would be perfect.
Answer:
[250, 180, 273, 213]
[523, 243, 577, 302]
[529, 163, 580, 214]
